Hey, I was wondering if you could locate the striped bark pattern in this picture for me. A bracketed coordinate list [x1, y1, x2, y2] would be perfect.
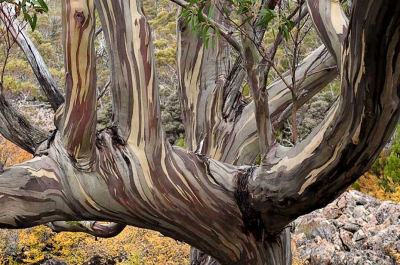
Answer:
[177, 4, 232, 154]
[249, 0, 400, 232]
[306, 0, 348, 64]
[0, 0, 400, 264]
[60, 0, 97, 167]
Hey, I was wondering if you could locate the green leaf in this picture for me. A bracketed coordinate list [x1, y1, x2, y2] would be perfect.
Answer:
[197, 6, 204, 22]
[202, 25, 210, 44]
[23, 12, 31, 24]
[37, 0, 48, 12]
[257, 7, 276, 26]
[206, 4, 214, 19]
[222, 4, 229, 17]
[279, 25, 290, 41]
[237, 5, 247, 15]
[31, 13, 37, 31]
[239, 15, 253, 27]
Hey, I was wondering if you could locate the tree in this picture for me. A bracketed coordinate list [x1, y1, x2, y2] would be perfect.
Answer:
[0, 0, 399, 264]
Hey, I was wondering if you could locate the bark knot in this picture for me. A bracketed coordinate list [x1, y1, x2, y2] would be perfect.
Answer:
[74, 11, 86, 27]
[235, 166, 265, 241]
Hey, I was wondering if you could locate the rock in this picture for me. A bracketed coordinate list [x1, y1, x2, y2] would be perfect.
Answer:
[41, 259, 68, 265]
[353, 229, 367, 242]
[339, 228, 354, 250]
[353, 205, 366, 219]
[292, 191, 400, 264]
[341, 222, 361, 233]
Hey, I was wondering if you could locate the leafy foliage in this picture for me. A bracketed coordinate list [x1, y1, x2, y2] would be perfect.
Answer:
[178, 0, 297, 47]
[383, 140, 400, 185]
[354, 124, 400, 200]
[0, 136, 32, 167]
[0, 225, 190, 264]
[352, 173, 400, 203]
[178, 0, 221, 48]
[363, 128, 400, 195]
[1, 0, 49, 31]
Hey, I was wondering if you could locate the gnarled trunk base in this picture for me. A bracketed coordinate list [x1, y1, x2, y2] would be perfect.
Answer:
[190, 227, 291, 265]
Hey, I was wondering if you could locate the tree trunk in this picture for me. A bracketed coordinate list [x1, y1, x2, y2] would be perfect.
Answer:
[0, 0, 399, 264]
[190, 227, 291, 265]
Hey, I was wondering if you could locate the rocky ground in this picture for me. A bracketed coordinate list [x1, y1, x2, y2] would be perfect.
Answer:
[292, 190, 400, 264]
[40, 191, 400, 265]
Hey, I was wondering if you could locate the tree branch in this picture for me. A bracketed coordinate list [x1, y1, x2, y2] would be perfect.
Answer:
[263, 4, 308, 81]
[249, 0, 400, 233]
[254, 0, 291, 44]
[95, 0, 163, 149]
[206, 15, 243, 54]
[222, 4, 308, 119]
[60, 0, 97, 169]
[241, 16, 275, 158]
[169, 0, 189, 8]
[306, 0, 349, 64]
[0, 90, 47, 154]
[215, 45, 337, 165]
[94, 27, 102, 38]
[0, 156, 81, 228]
[97, 79, 110, 100]
[0, 3, 64, 111]
[46, 221, 126, 238]
[177, 3, 233, 152]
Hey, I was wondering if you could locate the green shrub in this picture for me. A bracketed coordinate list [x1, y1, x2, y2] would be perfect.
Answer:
[384, 140, 400, 186]
[369, 124, 400, 191]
